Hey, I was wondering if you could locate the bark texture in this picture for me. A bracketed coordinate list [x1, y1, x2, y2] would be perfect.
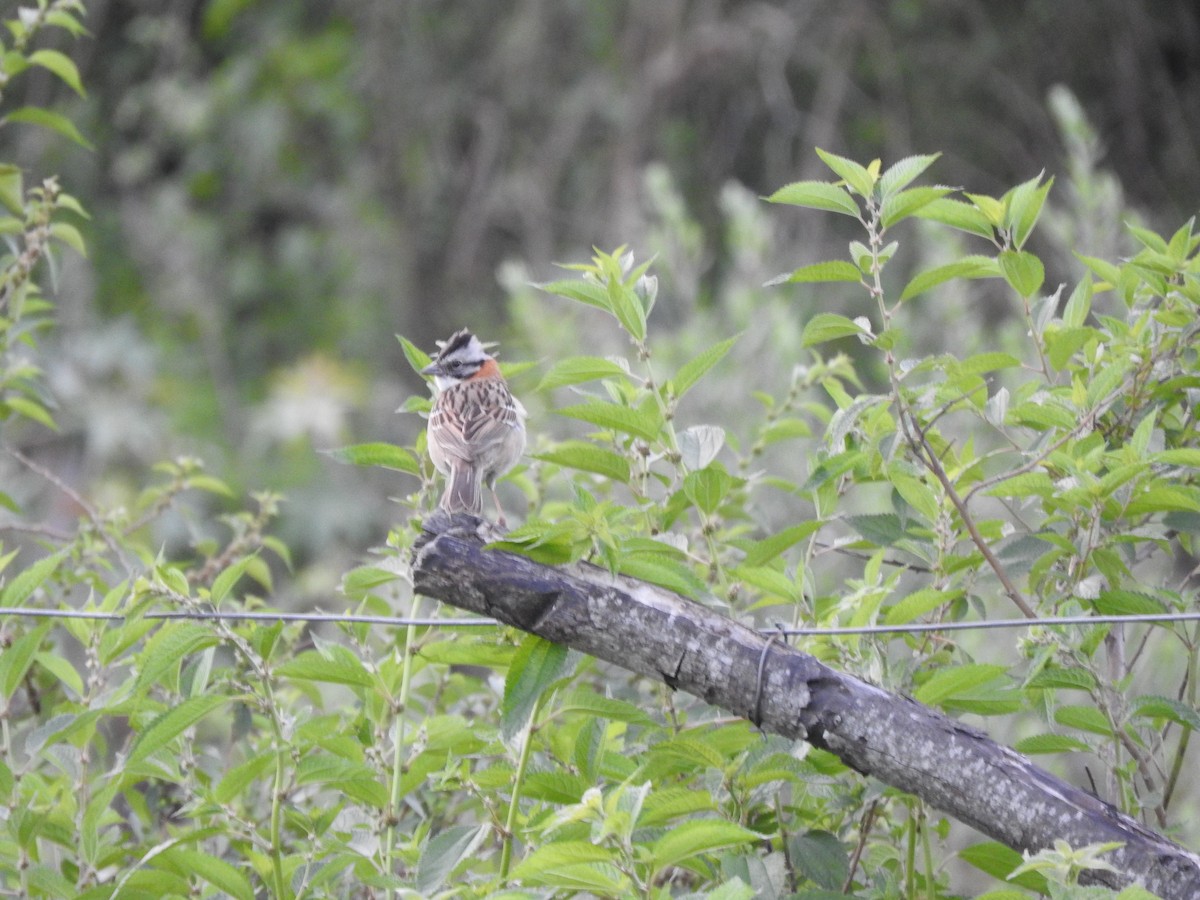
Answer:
[411, 511, 1200, 898]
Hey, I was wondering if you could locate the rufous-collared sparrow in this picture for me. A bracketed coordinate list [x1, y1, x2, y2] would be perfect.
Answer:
[421, 329, 527, 524]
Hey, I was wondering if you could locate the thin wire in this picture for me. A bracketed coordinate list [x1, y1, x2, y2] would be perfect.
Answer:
[3, 606, 1200, 636]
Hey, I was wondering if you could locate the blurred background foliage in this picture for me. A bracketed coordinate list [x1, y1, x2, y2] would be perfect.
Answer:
[5, 0, 1199, 602]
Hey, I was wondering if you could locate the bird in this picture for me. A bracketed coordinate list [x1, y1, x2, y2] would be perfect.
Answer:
[421, 329, 527, 525]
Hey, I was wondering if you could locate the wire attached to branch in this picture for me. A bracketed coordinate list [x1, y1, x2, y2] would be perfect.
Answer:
[3, 607, 1200, 636]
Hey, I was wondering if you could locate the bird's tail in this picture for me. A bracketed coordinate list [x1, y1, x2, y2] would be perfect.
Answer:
[441, 464, 484, 515]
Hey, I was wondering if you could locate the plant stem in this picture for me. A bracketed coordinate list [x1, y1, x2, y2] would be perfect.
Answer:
[499, 695, 541, 883]
[385, 596, 421, 896]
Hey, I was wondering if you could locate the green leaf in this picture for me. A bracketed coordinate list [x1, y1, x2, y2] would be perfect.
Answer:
[160, 849, 253, 900]
[558, 688, 655, 726]
[1126, 486, 1200, 516]
[607, 278, 646, 341]
[214, 752, 274, 805]
[0, 164, 23, 215]
[135, 623, 220, 695]
[878, 153, 942, 196]
[881, 185, 954, 228]
[885, 588, 961, 625]
[683, 463, 734, 515]
[50, 221, 87, 257]
[0, 549, 66, 607]
[1155, 449, 1200, 468]
[985, 472, 1056, 499]
[27, 49, 86, 96]
[341, 565, 401, 599]
[0, 624, 50, 700]
[1062, 275, 1093, 327]
[535, 442, 631, 482]
[1055, 705, 1112, 736]
[209, 554, 256, 606]
[673, 335, 739, 399]
[789, 829, 850, 891]
[536, 277, 612, 312]
[1075, 253, 1122, 288]
[815, 148, 876, 198]
[618, 554, 703, 598]
[1003, 173, 1053, 248]
[1132, 695, 1200, 732]
[128, 695, 228, 765]
[324, 442, 420, 474]
[501, 635, 568, 740]
[34, 652, 84, 697]
[914, 664, 1007, 706]
[960, 842, 1050, 893]
[397, 334, 432, 374]
[5, 395, 58, 430]
[765, 180, 859, 217]
[998, 249, 1045, 298]
[899, 255, 999, 302]
[4, 106, 94, 149]
[914, 197, 995, 239]
[558, 401, 661, 441]
[800, 313, 867, 347]
[769, 260, 862, 286]
[275, 650, 374, 688]
[509, 842, 623, 891]
[650, 819, 762, 869]
[741, 521, 821, 567]
[1013, 733, 1092, 755]
[1092, 589, 1164, 616]
[538, 356, 627, 390]
[417, 824, 489, 894]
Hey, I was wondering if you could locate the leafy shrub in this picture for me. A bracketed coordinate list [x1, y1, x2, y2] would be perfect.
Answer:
[4, 5, 1199, 898]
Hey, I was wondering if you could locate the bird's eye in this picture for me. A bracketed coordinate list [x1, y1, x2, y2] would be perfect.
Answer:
[449, 360, 463, 370]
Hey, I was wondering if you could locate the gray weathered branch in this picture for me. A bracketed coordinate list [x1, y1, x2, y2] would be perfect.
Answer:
[411, 511, 1200, 898]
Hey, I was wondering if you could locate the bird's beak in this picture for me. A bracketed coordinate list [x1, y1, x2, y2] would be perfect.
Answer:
[421, 361, 441, 376]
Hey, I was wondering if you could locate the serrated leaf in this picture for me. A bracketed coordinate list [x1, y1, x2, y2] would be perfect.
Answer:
[800, 313, 867, 347]
[538, 356, 627, 390]
[27, 49, 86, 96]
[1132, 695, 1200, 732]
[535, 442, 631, 482]
[673, 335, 739, 399]
[885, 588, 961, 625]
[160, 850, 253, 900]
[881, 185, 954, 228]
[765, 180, 859, 217]
[998, 249, 1045, 298]
[5, 106, 94, 149]
[618, 554, 703, 598]
[683, 463, 733, 515]
[742, 521, 821, 567]
[324, 442, 420, 474]
[558, 401, 660, 441]
[417, 824, 489, 893]
[210, 554, 256, 606]
[536, 278, 611, 312]
[0, 623, 50, 700]
[214, 752, 274, 804]
[1055, 705, 1112, 736]
[815, 148, 875, 198]
[650, 819, 762, 869]
[558, 688, 655, 726]
[914, 197, 995, 238]
[769, 260, 862, 286]
[275, 651, 374, 688]
[0, 549, 65, 607]
[128, 695, 228, 765]
[502, 635, 568, 741]
[1126, 486, 1200, 516]
[1092, 589, 1164, 616]
[135, 623, 221, 695]
[509, 841, 620, 884]
[879, 153, 942, 196]
[960, 842, 1049, 893]
[985, 471, 1055, 499]
[1013, 733, 1092, 755]
[899, 255, 999, 302]
[789, 829, 850, 891]
[914, 663, 1007, 706]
